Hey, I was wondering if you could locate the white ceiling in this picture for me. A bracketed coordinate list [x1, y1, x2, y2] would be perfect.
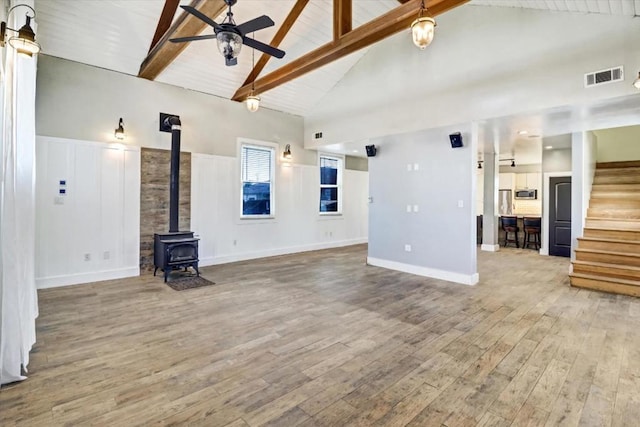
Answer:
[33, 0, 639, 118]
[33, 0, 640, 160]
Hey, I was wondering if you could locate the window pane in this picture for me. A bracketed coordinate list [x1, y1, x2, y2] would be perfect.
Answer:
[320, 187, 338, 212]
[242, 146, 272, 182]
[320, 157, 338, 185]
[243, 182, 271, 215]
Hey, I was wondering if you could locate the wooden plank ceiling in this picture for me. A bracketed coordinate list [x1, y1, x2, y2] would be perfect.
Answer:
[140, 0, 468, 109]
[33, 0, 639, 116]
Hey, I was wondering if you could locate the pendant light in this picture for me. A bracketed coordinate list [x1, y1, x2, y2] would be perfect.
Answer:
[411, 0, 436, 50]
[246, 33, 261, 113]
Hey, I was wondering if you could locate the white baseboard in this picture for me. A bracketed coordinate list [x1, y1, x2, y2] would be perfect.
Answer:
[36, 267, 140, 289]
[481, 244, 500, 252]
[200, 238, 368, 267]
[366, 257, 479, 286]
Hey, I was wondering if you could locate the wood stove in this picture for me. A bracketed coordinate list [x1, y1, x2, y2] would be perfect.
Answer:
[153, 114, 200, 282]
[154, 232, 199, 282]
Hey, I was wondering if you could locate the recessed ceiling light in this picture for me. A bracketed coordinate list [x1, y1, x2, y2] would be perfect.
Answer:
[545, 145, 553, 150]
[517, 130, 528, 135]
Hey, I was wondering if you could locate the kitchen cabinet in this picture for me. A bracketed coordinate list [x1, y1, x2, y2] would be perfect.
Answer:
[499, 173, 514, 190]
[515, 173, 541, 190]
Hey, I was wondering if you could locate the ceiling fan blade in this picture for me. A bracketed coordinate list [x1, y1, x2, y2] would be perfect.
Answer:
[235, 15, 274, 35]
[170, 34, 218, 43]
[226, 57, 238, 66]
[242, 37, 285, 59]
[180, 5, 221, 31]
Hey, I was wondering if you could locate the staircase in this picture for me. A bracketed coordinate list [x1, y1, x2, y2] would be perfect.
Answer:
[570, 160, 640, 297]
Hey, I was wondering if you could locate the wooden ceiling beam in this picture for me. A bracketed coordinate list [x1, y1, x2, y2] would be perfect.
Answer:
[148, 0, 180, 53]
[333, 0, 352, 40]
[139, 0, 227, 80]
[231, 0, 468, 102]
[241, 0, 310, 88]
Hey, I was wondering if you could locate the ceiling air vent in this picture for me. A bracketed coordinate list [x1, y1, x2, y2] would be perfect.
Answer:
[584, 66, 624, 88]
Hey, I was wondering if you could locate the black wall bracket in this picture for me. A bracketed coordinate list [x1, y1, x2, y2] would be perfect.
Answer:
[159, 113, 180, 132]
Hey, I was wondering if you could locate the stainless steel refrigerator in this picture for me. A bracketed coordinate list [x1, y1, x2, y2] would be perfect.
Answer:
[499, 190, 512, 215]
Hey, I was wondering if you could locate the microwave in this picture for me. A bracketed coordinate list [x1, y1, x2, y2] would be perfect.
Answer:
[515, 189, 537, 200]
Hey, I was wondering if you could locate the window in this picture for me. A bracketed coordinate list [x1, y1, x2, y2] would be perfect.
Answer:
[319, 154, 342, 214]
[241, 143, 275, 217]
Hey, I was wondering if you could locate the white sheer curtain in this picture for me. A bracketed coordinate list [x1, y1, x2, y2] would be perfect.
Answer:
[0, 0, 39, 386]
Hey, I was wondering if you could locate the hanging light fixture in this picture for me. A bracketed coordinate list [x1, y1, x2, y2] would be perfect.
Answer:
[633, 71, 640, 90]
[246, 34, 261, 112]
[411, 0, 436, 50]
[283, 144, 292, 159]
[511, 159, 516, 168]
[114, 118, 125, 140]
[0, 5, 41, 57]
[477, 161, 483, 169]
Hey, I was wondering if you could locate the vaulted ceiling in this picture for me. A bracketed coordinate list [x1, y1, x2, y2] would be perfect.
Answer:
[34, 0, 640, 117]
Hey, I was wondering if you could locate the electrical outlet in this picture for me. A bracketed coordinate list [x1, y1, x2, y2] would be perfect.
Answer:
[404, 244, 412, 252]
[103, 251, 110, 260]
[458, 200, 464, 208]
[233, 239, 237, 246]
[407, 164, 412, 171]
[413, 205, 419, 212]
[413, 163, 419, 171]
[84, 253, 91, 262]
[406, 205, 412, 213]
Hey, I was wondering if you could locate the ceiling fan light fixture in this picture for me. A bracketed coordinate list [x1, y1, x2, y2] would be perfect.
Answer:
[411, 1, 436, 50]
[246, 94, 260, 112]
[633, 71, 640, 90]
[216, 30, 242, 59]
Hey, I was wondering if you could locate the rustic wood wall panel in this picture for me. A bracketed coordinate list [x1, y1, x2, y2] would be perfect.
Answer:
[140, 148, 191, 271]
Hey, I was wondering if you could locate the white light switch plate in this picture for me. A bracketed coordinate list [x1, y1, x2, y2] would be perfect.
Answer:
[404, 244, 412, 252]
[406, 205, 412, 213]
[458, 200, 464, 208]
[413, 205, 419, 212]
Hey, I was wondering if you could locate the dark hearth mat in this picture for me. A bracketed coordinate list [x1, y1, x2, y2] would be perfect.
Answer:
[166, 276, 216, 291]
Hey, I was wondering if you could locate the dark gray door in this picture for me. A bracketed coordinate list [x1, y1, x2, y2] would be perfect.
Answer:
[549, 176, 572, 257]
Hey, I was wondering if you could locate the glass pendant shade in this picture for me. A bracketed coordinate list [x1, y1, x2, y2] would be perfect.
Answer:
[634, 72, 640, 90]
[411, 16, 436, 50]
[216, 31, 242, 59]
[246, 94, 260, 112]
[8, 16, 40, 57]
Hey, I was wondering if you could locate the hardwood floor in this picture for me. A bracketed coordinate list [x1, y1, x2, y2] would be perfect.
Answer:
[2, 245, 640, 426]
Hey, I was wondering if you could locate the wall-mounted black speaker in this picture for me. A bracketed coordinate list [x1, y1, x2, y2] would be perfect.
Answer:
[449, 132, 463, 148]
[365, 144, 377, 157]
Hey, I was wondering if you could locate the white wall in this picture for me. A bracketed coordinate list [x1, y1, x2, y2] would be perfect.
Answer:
[305, 6, 640, 147]
[35, 56, 370, 287]
[191, 152, 368, 265]
[367, 124, 477, 285]
[570, 131, 597, 261]
[593, 125, 640, 162]
[35, 137, 140, 288]
[36, 55, 316, 165]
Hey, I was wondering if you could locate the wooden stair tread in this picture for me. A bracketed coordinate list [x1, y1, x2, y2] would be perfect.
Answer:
[572, 259, 640, 272]
[597, 160, 640, 169]
[586, 217, 640, 223]
[578, 237, 640, 245]
[574, 248, 640, 258]
[569, 272, 640, 287]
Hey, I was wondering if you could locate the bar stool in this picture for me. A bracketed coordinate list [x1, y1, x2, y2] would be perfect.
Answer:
[523, 217, 541, 250]
[501, 216, 519, 248]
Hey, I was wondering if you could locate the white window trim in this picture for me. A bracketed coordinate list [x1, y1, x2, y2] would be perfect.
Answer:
[238, 138, 277, 220]
[318, 152, 344, 216]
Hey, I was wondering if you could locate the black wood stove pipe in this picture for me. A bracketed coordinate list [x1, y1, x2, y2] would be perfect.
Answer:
[165, 115, 182, 233]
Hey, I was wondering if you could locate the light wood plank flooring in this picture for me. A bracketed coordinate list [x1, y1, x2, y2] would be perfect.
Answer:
[2, 245, 640, 426]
